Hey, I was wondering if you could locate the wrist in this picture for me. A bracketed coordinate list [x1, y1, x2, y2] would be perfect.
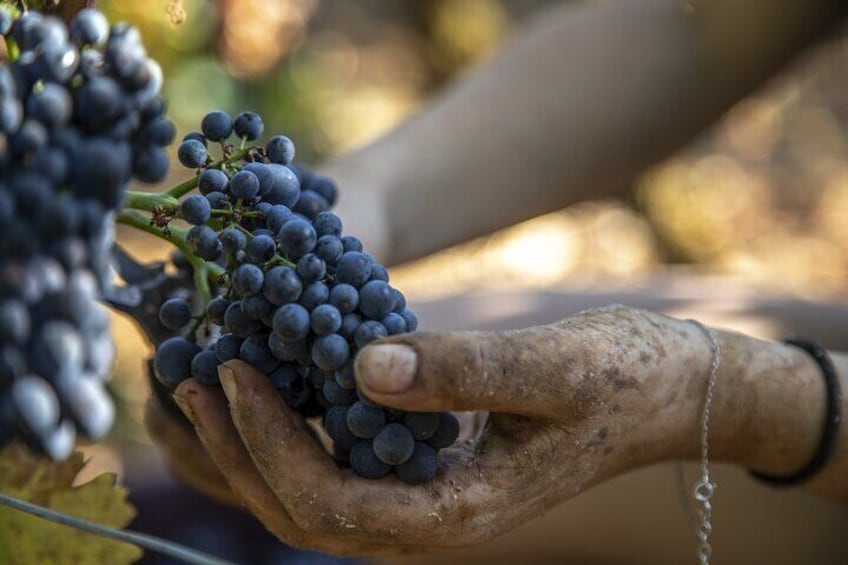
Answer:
[699, 330, 827, 475]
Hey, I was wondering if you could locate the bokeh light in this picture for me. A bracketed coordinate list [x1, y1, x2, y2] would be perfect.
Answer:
[95, 1, 848, 450]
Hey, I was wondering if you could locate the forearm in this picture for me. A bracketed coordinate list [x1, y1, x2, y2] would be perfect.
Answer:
[324, 0, 846, 265]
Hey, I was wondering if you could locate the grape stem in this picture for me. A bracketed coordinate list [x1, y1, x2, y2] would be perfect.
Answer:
[0, 491, 236, 565]
[116, 210, 223, 305]
[164, 147, 251, 199]
[124, 190, 180, 212]
[117, 147, 251, 306]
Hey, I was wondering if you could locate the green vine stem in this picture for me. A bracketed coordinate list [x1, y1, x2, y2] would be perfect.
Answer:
[117, 147, 253, 311]
[124, 190, 180, 212]
[116, 210, 224, 306]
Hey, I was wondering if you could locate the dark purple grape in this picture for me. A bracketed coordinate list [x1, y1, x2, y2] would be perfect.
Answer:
[373, 423, 415, 466]
[395, 442, 438, 485]
[201, 110, 233, 141]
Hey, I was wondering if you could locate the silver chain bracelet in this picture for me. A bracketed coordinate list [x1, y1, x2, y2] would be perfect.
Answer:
[681, 319, 720, 565]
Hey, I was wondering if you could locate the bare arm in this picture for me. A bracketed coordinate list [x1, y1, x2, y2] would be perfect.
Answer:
[324, 0, 847, 265]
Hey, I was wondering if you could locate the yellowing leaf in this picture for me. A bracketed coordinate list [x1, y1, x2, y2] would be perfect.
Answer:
[0, 445, 141, 564]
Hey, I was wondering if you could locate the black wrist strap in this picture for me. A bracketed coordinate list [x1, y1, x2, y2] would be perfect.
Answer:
[750, 338, 842, 487]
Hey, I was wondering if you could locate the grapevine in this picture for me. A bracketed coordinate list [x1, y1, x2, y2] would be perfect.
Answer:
[0, 3, 459, 489]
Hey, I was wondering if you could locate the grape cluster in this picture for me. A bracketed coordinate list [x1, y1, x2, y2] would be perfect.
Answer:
[0, 8, 173, 458]
[154, 111, 459, 483]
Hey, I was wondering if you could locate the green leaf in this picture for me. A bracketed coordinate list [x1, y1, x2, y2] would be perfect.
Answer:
[0, 445, 141, 564]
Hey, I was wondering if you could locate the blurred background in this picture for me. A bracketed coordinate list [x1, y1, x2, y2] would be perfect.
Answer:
[78, 0, 848, 562]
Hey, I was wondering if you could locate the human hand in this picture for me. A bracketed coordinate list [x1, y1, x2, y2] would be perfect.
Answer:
[168, 305, 732, 555]
[144, 377, 239, 507]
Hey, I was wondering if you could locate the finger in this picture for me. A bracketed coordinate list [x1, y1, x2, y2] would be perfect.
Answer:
[219, 360, 489, 546]
[216, 361, 350, 527]
[172, 378, 312, 549]
[144, 398, 238, 506]
[354, 328, 583, 416]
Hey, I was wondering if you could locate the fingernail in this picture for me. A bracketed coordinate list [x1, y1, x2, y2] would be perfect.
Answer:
[172, 392, 198, 426]
[218, 364, 237, 402]
[356, 344, 417, 394]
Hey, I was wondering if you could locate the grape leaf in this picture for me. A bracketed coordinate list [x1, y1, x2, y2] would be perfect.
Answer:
[0, 445, 141, 564]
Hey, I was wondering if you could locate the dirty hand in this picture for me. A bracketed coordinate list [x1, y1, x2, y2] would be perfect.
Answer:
[164, 305, 746, 555]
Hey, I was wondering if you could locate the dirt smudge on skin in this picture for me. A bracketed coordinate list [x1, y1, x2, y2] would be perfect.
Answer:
[604, 366, 638, 392]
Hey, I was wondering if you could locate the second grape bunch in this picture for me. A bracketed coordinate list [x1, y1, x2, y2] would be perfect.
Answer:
[153, 110, 459, 484]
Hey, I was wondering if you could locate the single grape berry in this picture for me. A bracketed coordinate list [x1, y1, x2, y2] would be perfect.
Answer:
[341, 236, 363, 253]
[296, 253, 326, 284]
[233, 111, 263, 140]
[262, 164, 300, 208]
[230, 170, 260, 201]
[263, 266, 302, 305]
[186, 225, 222, 260]
[314, 235, 343, 265]
[220, 228, 247, 254]
[239, 333, 280, 374]
[0, 300, 30, 344]
[427, 412, 460, 449]
[242, 294, 273, 323]
[347, 401, 386, 439]
[272, 303, 311, 343]
[324, 406, 358, 452]
[265, 204, 293, 233]
[322, 379, 356, 406]
[350, 441, 391, 479]
[403, 412, 440, 441]
[201, 110, 233, 141]
[395, 442, 438, 485]
[373, 423, 415, 466]
[205, 191, 229, 210]
[299, 281, 329, 311]
[336, 252, 372, 287]
[278, 218, 316, 260]
[354, 320, 388, 349]
[312, 334, 349, 371]
[177, 138, 207, 168]
[198, 168, 228, 195]
[12, 376, 60, 435]
[223, 301, 263, 338]
[370, 263, 390, 282]
[246, 234, 276, 263]
[215, 334, 243, 363]
[69, 8, 109, 45]
[27, 83, 71, 128]
[328, 283, 358, 314]
[182, 131, 207, 146]
[334, 362, 356, 390]
[293, 190, 329, 220]
[313, 212, 342, 237]
[154, 337, 202, 388]
[266, 135, 295, 165]
[400, 309, 419, 332]
[310, 304, 342, 336]
[306, 174, 338, 207]
[206, 296, 230, 325]
[158, 297, 192, 330]
[359, 280, 396, 320]
[180, 194, 211, 225]
[191, 349, 220, 386]
[381, 313, 407, 335]
[232, 263, 264, 297]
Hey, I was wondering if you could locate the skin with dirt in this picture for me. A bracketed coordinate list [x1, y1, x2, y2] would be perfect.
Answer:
[147, 305, 848, 555]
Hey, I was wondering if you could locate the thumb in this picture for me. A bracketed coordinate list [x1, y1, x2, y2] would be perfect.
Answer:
[354, 327, 581, 416]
